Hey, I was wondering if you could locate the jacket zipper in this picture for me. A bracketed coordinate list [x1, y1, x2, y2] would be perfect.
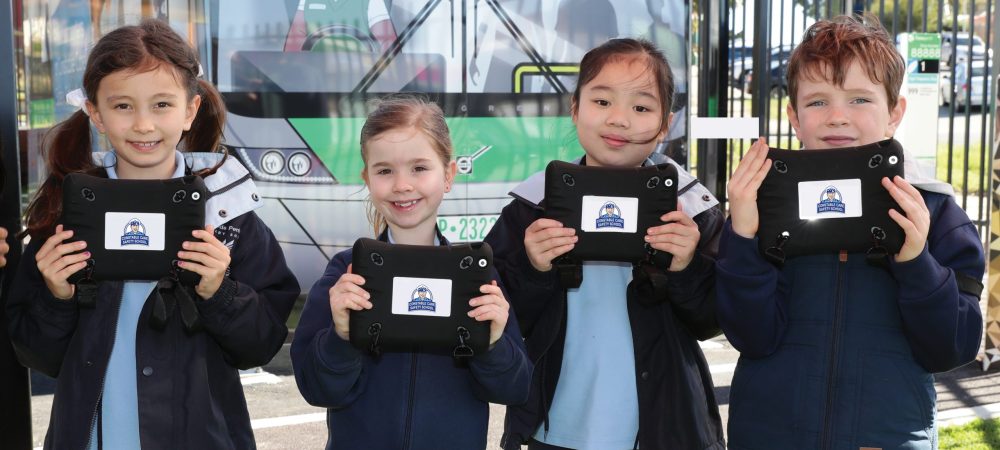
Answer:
[820, 251, 848, 450]
[402, 352, 418, 450]
[83, 283, 125, 450]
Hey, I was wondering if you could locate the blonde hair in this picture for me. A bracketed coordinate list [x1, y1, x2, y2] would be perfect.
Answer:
[359, 96, 453, 236]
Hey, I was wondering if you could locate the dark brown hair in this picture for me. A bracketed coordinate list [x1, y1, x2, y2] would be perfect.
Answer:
[23, 19, 227, 240]
[787, 13, 904, 111]
[359, 96, 453, 236]
[571, 38, 676, 138]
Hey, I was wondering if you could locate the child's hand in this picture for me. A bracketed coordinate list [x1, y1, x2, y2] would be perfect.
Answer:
[328, 264, 371, 341]
[469, 280, 509, 347]
[178, 225, 232, 300]
[35, 224, 89, 300]
[0, 227, 9, 268]
[882, 176, 930, 263]
[728, 138, 772, 238]
[645, 204, 701, 271]
[524, 218, 577, 272]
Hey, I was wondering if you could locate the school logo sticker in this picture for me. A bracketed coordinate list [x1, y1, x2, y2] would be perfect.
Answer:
[595, 202, 625, 229]
[408, 285, 436, 312]
[816, 186, 846, 214]
[120, 219, 151, 246]
[796, 179, 863, 221]
[105, 212, 165, 251]
[580, 196, 639, 233]
[391, 276, 452, 317]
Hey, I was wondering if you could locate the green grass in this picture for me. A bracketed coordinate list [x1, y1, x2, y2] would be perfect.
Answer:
[937, 140, 986, 194]
[939, 419, 1000, 449]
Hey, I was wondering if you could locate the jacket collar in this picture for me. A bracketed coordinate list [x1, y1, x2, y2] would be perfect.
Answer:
[92, 151, 263, 228]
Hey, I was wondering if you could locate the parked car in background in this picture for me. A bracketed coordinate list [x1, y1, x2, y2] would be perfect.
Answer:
[940, 60, 993, 111]
[743, 58, 788, 99]
[730, 45, 793, 92]
[941, 32, 990, 67]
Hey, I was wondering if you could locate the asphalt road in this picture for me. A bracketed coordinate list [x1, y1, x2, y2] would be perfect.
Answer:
[28, 305, 999, 449]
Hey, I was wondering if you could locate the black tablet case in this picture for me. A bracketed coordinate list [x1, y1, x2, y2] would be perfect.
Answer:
[756, 139, 905, 260]
[61, 173, 207, 284]
[543, 160, 678, 265]
[350, 238, 492, 357]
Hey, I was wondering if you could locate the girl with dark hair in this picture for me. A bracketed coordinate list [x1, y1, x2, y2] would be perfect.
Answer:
[485, 38, 726, 449]
[7, 19, 299, 450]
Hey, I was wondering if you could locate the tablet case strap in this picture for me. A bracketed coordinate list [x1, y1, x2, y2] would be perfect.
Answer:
[453, 326, 475, 360]
[865, 226, 890, 269]
[150, 272, 202, 333]
[956, 272, 985, 298]
[367, 322, 383, 358]
[764, 231, 791, 265]
[629, 262, 669, 306]
[553, 256, 582, 289]
[73, 259, 98, 308]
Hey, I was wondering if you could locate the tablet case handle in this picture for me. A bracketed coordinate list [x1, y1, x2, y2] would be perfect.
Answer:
[553, 256, 582, 289]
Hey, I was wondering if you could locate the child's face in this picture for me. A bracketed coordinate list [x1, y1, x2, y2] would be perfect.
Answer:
[362, 127, 456, 238]
[87, 65, 201, 180]
[788, 61, 905, 150]
[573, 58, 671, 167]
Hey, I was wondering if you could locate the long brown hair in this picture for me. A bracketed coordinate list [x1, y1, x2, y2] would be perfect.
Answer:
[359, 96, 453, 237]
[22, 19, 227, 241]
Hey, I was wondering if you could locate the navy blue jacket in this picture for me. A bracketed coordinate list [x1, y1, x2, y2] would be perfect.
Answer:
[7, 209, 300, 450]
[290, 233, 532, 450]
[485, 187, 726, 450]
[717, 191, 984, 449]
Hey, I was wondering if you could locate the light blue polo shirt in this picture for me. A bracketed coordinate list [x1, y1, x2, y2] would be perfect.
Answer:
[88, 151, 185, 450]
[533, 261, 639, 450]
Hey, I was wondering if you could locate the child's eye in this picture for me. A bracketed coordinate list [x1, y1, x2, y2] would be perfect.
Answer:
[594, 99, 610, 107]
[155, 101, 171, 109]
[376, 168, 391, 175]
[851, 98, 872, 105]
[634, 105, 652, 113]
[413, 166, 428, 172]
[113, 103, 132, 111]
[805, 100, 826, 107]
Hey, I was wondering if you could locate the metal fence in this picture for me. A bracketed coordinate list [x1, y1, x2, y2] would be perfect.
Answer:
[709, 0, 996, 242]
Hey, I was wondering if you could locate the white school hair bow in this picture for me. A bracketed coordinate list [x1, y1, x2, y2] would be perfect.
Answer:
[66, 88, 89, 116]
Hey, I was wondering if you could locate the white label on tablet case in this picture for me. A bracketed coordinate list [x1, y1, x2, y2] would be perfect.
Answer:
[391, 277, 453, 318]
[797, 179, 863, 220]
[104, 212, 165, 251]
[580, 196, 639, 233]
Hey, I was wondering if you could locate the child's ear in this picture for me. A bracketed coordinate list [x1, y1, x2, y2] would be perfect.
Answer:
[86, 101, 105, 133]
[445, 160, 457, 192]
[885, 96, 907, 137]
[570, 98, 579, 125]
[360, 167, 369, 186]
[183, 94, 203, 131]
[658, 112, 674, 141]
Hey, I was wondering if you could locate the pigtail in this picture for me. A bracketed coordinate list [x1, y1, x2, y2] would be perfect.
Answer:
[184, 79, 228, 177]
[365, 197, 388, 238]
[22, 110, 101, 241]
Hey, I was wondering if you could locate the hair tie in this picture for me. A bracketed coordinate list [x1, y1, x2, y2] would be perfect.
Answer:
[197, 63, 204, 78]
[66, 89, 90, 116]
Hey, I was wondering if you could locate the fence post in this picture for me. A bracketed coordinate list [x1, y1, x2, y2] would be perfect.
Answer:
[0, 0, 31, 446]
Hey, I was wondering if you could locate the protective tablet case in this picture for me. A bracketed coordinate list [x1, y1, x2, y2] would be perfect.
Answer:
[756, 138, 905, 262]
[350, 238, 492, 358]
[61, 173, 207, 284]
[543, 160, 678, 264]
